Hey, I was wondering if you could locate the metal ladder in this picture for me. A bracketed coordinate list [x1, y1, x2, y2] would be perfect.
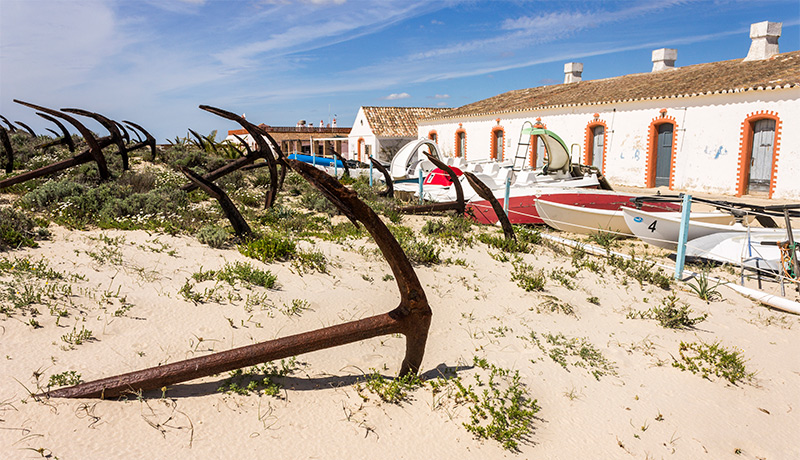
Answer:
[511, 121, 536, 171]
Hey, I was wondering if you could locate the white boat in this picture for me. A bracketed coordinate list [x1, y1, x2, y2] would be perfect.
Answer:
[396, 125, 601, 203]
[389, 138, 446, 181]
[685, 231, 790, 272]
[537, 199, 745, 236]
[623, 207, 771, 250]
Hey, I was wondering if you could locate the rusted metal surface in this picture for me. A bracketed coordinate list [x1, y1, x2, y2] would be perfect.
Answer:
[249, 122, 287, 194]
[113, 120, 131, 144]
[63, 108, 129, 171]
[15, 121, 36, 137]
[122, 120, 157, 162]
[0, 101, 111, 189]
[43, 158, 431, 399]
[0, 115, 17, 133]
[180, 167, 252, 238]
[400, 154, 465, 215]
[183, 106, 281, 209]
[369, 157, 393, 198]
[36, 112, 76, 152]
[463, 171, 515, 241]
[0, 128, 12, 174]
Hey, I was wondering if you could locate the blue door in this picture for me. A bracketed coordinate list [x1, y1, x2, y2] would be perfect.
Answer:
[655, 124, 673, 187]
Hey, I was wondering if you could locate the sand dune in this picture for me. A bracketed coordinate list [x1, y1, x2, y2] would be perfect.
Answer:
[1, 218, 798, 459]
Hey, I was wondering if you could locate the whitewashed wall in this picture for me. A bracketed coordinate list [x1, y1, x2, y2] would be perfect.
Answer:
[418, 87, 800, 199]
[347, 107, 377, 161]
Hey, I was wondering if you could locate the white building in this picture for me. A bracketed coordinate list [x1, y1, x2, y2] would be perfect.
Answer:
[417, 21, 799, 200]
[348, 106, 450, 162]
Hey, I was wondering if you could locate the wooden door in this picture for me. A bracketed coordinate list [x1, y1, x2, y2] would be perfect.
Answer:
[592, 125, 604, 170]
[748, 119, 775, 193]
[655, 124, 673, 187]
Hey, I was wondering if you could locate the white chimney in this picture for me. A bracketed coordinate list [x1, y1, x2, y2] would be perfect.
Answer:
[744, 21, 781, 61]
[652, 48, 677, 72]
[564, 62, 583, 83]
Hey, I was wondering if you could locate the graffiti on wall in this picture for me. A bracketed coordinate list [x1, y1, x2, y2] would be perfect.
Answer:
[703, 145, 728, 159]
[619, 149, 642, 161]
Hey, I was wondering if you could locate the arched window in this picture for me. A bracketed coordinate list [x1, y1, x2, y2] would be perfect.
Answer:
[736, 111, 782, 197]
[455, 128, 466, 159]
[584, 119, 608, 172]
[428, 131, 438, 143]
[491, 126, 504, 161]
[645, 113, 678, 188]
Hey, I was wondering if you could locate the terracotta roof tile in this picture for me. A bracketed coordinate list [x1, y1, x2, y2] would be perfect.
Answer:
[362, 106, 451, 137]
[426, 51, 800, 120]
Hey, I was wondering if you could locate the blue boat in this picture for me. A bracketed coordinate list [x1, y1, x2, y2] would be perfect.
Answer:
[288, 153, 344, 168]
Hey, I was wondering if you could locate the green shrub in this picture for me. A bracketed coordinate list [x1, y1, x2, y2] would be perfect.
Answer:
[239, 234, 297, 262]
[627, 293, 707, 329]
[422, 215, 474, 246]
[217, 358, 299, 396]
[527, 332, 617, 380]
[673, 341, 753, 384]
[193, 261, 277, 289]
[197, 225, 229, 248]
[48, 370, 83, 388]
[686, 269, 723, 302]
[358, 371, 422, 404]
[511, 259, 545, 291]
[607, 252, 671, 290]
[514, 225, 542, 245]
[453, 357, 540, 451]
[391, 225, 440, 265]
[0, 207, 43, 250]
[478, 233, 528, 253]
[18, 179, 199, 231]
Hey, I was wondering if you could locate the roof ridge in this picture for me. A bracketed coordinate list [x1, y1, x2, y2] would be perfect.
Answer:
[425, 50, 800, 121]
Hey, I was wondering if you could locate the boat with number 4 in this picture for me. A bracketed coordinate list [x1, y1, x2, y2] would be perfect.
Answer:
[622, 207, 767, 250]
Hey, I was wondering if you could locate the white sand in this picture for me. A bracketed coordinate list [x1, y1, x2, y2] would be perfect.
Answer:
[1, 220, 798, 459]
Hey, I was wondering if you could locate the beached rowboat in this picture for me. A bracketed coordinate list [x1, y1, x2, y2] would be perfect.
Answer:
[622, 207, 772, 250]
[536, 199, 743, 236]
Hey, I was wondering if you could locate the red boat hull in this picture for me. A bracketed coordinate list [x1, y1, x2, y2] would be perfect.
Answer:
[466, 192, 680, 225]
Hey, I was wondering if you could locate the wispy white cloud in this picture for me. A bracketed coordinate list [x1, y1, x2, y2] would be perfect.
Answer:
[216, 1, 443, 69]
[384, 92, 411, 100]
[411, 0, 690, 61]
[1, 1, 135, 94]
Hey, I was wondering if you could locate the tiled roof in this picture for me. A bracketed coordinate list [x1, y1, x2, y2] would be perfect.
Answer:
[362, 106, 451, 137]
[425, 51, 800, 121]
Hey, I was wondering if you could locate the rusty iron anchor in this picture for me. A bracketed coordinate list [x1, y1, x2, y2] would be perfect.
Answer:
[182, 106, 282, 209]
[63, 108, 130, 171]
[180, 166, 253, 238]
[0, 100, 112, 189]
[35, 112, 77, 153]
[41, 158, 431, 399]
[463, 171, 516, 241]
[0, 115, 17, 133]
[0, 128, 13, 174]
[369, 157, 393, 198]
[15, 121, 37, 137]
[122, 120, 157, 162]
[400, 154, 465, 215]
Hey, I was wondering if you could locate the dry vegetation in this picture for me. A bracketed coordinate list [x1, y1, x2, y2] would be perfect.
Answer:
[0, 133, 797, 459]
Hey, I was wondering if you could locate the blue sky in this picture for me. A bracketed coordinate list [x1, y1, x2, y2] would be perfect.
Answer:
[1, 0, 798, 142]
